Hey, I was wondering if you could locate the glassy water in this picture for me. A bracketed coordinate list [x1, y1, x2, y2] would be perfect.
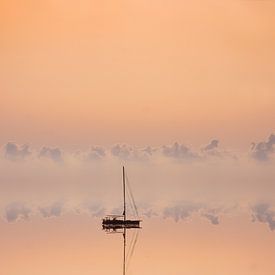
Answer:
[1, 214, 275, 275]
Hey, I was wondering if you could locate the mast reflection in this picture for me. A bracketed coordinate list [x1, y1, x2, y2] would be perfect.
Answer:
[103, 226, 140, 275]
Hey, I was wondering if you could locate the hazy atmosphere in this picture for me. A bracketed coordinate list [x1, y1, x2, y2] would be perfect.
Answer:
[1, 0, 275, 274]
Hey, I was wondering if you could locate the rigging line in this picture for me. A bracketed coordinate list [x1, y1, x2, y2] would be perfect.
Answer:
[126, 186, 138, 219]
[125, 173, 138, 218]
[126, 229, 136, 262]
[126, 179, 138, 218]
[126, 191, 135, 218]
[126, 187, 136, 218]
[125, 174, 139, 218]
[126, 230, 136, 266]
[126, 229, 139, 270]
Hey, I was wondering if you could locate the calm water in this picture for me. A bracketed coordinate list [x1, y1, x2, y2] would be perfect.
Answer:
[1, 214, 275, 275]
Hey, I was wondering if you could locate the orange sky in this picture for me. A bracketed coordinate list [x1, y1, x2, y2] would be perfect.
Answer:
[1, 2, 275, 274]
[0, 0, 274, 148]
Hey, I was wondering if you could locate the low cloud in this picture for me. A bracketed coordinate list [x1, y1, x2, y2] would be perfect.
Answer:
[252, 203, 275, 231]
[251, 134, 275, 162]
[163, 202, 202, 222]
[201, 209, 220, 225]
[163, 202, 223, 225]
[5, 202, 31, 222]
[0, 138, 266, 164]
[138, 203, 158, 218]
[39, 146, 63, 162]
[111, 144, 152, 161]
[3, 200, 275, 232]
[85, 203, 106, 218]
[86, 146, 106, 161]
[162, 142, 198, 160]
[0, 136, 274, 231]
[4, 142, 31, 160]
[203, 139, 219, 151]
[39, 201, 63, 218]
[141, 209, 158, 218]
[202, 213, 219, 225]
[202, 139, 223, 157]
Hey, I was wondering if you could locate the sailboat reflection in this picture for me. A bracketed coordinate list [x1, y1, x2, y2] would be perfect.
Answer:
[102, 167, 142, 274]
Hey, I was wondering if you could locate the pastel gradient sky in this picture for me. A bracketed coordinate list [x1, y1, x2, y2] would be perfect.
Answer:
[1, 1, 275, 274]
[1, 0, 274, 148]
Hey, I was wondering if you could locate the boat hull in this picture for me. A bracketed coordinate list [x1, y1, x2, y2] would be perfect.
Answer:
[102, 219, 141, 229]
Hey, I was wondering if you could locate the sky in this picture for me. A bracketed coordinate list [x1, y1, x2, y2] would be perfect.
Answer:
[1, 0, 275, 148]
[0, 0, 275, 274]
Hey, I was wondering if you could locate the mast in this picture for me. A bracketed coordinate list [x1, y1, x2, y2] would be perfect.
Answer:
[123, 166, 126, 221]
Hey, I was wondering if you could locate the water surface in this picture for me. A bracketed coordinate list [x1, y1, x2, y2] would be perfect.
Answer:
[1, 214, 275, 275]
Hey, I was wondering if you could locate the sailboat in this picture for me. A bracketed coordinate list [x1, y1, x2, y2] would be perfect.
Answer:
[102, 166, 141, 230]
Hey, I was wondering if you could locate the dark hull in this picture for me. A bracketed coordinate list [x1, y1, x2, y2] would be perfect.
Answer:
[102, 219, 141, 229]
